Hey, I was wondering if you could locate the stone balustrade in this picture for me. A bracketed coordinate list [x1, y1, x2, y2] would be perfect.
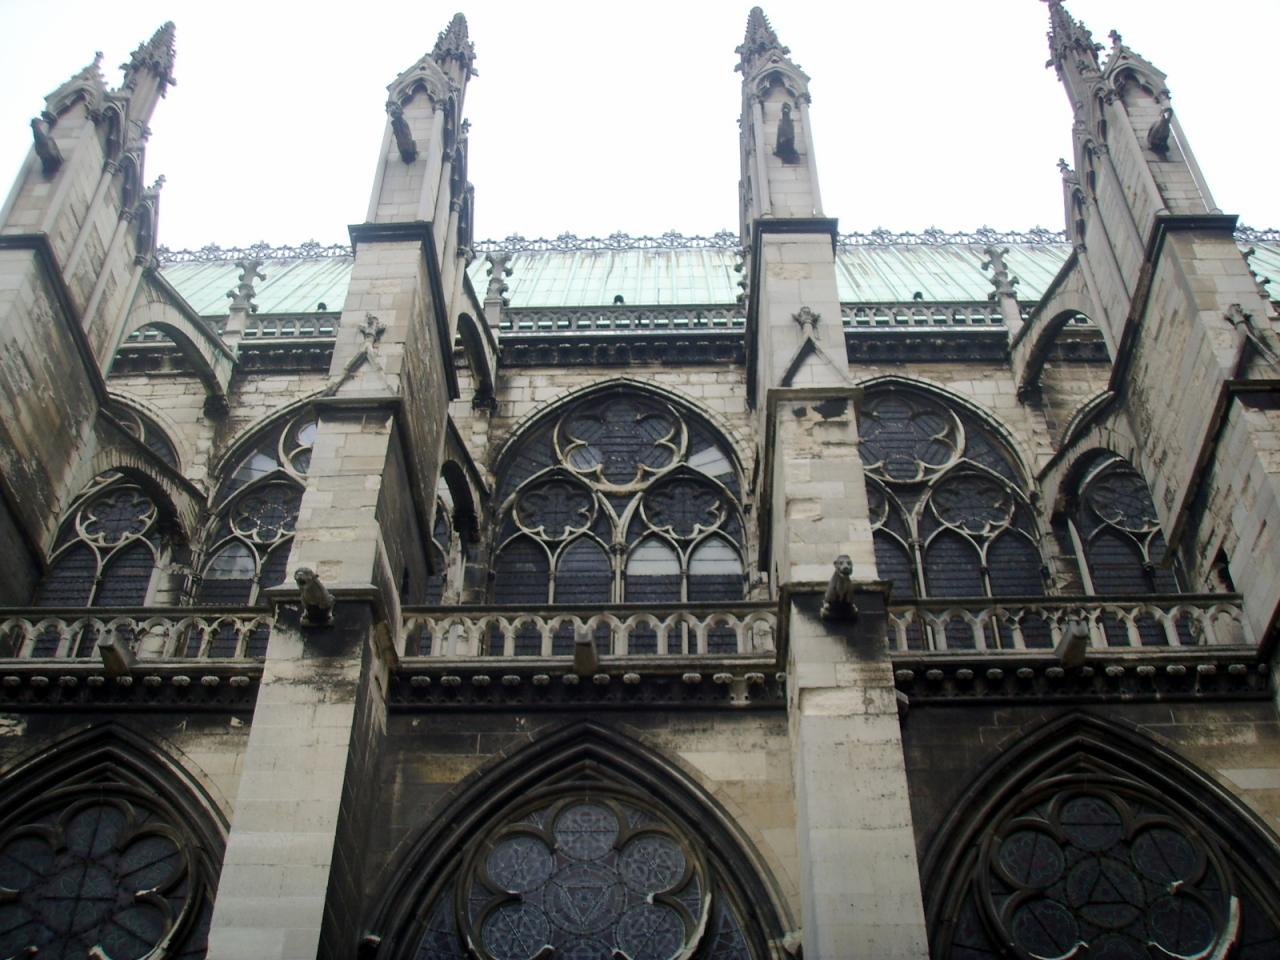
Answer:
[402, 603, 778, 659]
[887, 594, 1251, 652]
[0, 609, 272, 660]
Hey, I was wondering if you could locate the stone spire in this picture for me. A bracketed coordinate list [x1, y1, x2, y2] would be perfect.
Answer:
[1044, 0, 1101, 75]
[432, 13, 476, 76]
[121, 22, 177, 94]
[736, 7, 790, 75]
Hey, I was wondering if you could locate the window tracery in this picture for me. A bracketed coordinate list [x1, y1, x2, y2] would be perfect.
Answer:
[0, 782, 212, 959]
[858, 387, 1044, 602]
[1070, 455, 1178, 595]
[34, 477, 163, 608]
[412, 787, 756, 960]
[108, 401, 179, 470]
[937, 779, 1280, 960]
[492, 392, 747, 609]
[196, 412, 315, 606]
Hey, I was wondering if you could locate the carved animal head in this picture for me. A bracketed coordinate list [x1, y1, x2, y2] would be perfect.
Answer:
[832, 554, 853, 577]
[294, 567, 317, 586]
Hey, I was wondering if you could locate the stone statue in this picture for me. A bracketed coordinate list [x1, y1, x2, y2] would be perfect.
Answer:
[1147, 107, 1172, 154]
[774, 103, 800, 164]
[30, 115, 62, 175]
[387, 102, 417, 164]
[820, 555, 858, 621]
[294, 567, 335, 626]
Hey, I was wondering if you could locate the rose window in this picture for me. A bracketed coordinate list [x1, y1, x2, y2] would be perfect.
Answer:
[230, 484, 302, 544]
[977, 788, 1257, 960]
[462, 795, 707, 960]
[0, 793, 197, 959]
[858, 392, 961, 483]
[81, 488, 156, 545]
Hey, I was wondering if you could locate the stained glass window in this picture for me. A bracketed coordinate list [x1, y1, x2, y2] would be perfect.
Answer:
[0, 785, 211, 959]
[34, 478, 163, 608]
[1072, 455, 1179, 595]
[197, 412, 314, 606]
[934, 778, 1280, 959]
[108, 401, 180, 470]
[493, 392, 747, 607]
[412, 789, 757, 960]
[858, 387, 1043, 606]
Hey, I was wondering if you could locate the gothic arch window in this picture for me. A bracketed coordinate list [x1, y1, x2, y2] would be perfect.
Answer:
[370, 726, 782, 960]
[34, 474, 165, 608]
[926, 720, 1280, 960]
[858, 386, 1044, 603]
[1069, 454, 1178, 595]
[108, 401, 180, 470]
[425, 483, 456, 605]
[196, 411, 315, 605]
[0, 728, 224, 959]
[491, 390, 747, 607]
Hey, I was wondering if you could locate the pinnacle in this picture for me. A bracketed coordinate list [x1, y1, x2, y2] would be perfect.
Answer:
[432, 13, 476, 73]
[122, 22, 177, 90]
[736, 6, 790, 74]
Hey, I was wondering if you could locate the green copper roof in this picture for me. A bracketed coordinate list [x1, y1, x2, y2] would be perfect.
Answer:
[156, 235, 1280, 316]
[159, 257, 353, 316]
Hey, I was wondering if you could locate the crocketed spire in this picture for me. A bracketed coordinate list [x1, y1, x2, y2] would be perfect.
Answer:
[432, 13, 476, 76]
[121, 22, 177, 92]
[736, 7, 789, 75]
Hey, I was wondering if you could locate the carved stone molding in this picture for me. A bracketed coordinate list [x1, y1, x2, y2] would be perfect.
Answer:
[0, 664, 262, 711]
[390, 664, 784, 711]
[892, 653, 1269, 704]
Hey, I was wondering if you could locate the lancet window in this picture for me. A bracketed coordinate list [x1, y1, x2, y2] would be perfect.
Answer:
[34, 475, 165, 608]
[1069, 454, 1179, 594]
[412, 787, 757, 960]
[858, 386, 1044, 600]
[491, 391, 747, 606]
[196, 411, 314, 605]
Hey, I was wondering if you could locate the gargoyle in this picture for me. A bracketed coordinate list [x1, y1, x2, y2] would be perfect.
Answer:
[820, 554, 858, 621]
[295, 567, 335, 627]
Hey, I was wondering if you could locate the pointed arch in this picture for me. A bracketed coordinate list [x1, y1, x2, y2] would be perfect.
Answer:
[491, 383, 750, 605]
[367, 722, 792, 959]
[197, 404, 317, 605]
[855, 378, 1046, 609]
[922, 712, 1280, 958]
[0, 723, 227, 958]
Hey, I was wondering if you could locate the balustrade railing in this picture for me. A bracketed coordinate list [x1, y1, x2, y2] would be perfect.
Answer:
[212, 314, 340, 339]
[0, 610, 272, 661]
[402, 604, 777, 659]
[887, 595, 1250, 653]
[500, 306, 744, 334]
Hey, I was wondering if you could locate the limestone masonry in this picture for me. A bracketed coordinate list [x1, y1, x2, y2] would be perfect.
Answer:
[0, 6, 1278, 959]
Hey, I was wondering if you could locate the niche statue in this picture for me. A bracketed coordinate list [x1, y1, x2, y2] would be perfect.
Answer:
[774, 103, 800, 164]
[821, 555, 859, 621]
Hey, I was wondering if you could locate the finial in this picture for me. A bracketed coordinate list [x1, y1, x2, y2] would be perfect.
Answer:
[432, 13, 476, 76]
[1108, 29, 1123, 49]
[122, 22, 177, 92]
[736, 7, 789, 74]
[226, 259, 266, 313]
[981, 246, 1020, 300]
[484, 252, 513, 303]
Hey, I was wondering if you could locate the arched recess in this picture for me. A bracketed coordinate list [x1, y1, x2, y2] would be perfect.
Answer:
[106, 394, 185, 471]
[922, 712, 1280, 959]
[490, 383, 750, 606]
[855, 379, 1046, 606]
[366, 722, 792, 960]
[0, 723, 228, 958]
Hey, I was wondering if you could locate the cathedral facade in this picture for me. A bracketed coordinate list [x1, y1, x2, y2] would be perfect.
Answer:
[0, 5, 1278, 958]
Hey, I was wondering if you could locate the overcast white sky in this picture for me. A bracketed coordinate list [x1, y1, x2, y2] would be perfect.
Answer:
[1, 1, 1276, 250]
